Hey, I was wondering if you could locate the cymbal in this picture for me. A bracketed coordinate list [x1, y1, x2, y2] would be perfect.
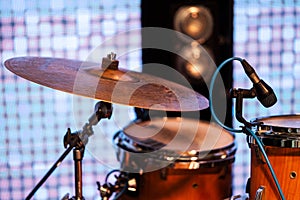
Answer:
[4, 56, 208, 111]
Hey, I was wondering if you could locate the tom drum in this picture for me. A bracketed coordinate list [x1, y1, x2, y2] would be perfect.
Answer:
[114, 117, 236, 200]
[248, 115, 300, 199]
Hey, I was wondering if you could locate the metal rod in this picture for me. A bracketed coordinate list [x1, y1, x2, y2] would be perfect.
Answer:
[25, 145, 73, 200]
[73, 148, 84, 199]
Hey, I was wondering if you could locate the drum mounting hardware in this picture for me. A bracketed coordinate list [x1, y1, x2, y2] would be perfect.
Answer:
[254, 186, 265, 200]
[230, 88, 262, 127]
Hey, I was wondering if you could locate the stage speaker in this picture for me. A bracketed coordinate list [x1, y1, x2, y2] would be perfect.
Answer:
[141, 0, 233, 126]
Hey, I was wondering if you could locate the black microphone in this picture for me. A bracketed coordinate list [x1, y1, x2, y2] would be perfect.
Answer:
[241, 59, 277, 107]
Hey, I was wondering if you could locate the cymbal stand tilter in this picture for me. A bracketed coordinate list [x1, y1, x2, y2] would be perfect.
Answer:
[25, 101, 113, 200]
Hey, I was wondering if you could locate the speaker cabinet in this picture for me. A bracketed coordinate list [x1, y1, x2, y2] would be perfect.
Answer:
[141, 0, 233, 126]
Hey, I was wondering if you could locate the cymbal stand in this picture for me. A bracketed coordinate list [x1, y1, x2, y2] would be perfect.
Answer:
[25, 101, 113, 200]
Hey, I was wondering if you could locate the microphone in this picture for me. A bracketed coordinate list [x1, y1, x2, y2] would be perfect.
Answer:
[241, 59, 277, 107]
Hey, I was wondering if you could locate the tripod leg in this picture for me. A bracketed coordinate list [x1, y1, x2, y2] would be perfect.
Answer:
[25, 145, 73, 200]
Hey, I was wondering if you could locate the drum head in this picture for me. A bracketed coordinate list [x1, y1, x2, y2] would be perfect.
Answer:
[122, 117, 234, 153]
[253, 115, 300, 129]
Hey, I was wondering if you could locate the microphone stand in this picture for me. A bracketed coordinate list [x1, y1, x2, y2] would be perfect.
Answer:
[230, 87, 261, 128]
[230, 87, 286, 199]
[25, 101, 113, 200]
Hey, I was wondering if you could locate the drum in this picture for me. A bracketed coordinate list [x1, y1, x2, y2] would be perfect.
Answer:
[114, 117, 236, 200]
[248, 115, 300, 200]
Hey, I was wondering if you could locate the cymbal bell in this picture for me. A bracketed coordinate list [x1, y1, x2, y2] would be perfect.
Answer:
[4, 56, 208, 111]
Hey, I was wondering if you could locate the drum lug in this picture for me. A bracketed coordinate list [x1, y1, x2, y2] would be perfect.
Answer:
[245, 177, 250, 194]
[254, 145, 266, 164]
[254, 186, 265, 200]
[219, 165, 229, 179]
[160, 168, 168, 180]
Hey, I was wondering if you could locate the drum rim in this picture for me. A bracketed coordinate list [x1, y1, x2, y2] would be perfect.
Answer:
[114, 131, 237, 168]
[247, 135, 300, 148]
[249, 114, 300, 148]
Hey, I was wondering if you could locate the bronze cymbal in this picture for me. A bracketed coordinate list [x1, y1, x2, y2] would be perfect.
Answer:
[4, 56, 208, 111]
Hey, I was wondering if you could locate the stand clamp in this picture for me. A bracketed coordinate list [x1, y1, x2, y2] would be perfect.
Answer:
[230, 88, 261, 128]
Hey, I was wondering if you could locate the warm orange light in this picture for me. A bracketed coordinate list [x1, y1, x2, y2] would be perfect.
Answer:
[174, 6, 213, 44]
[185, 63, 203, 78]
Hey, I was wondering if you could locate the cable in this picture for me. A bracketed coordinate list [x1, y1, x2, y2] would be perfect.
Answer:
[209, 56, 243, 133]
[209, 56, 285, 200]
[105, 169, 120, 183]
[113, 181, 128, 200]
[104, 169, 129, 200]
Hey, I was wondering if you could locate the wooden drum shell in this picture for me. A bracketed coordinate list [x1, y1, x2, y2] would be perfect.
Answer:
[120, 165, 233, 200]
[249, 115, 300, 199]
[249, 145, 300, 199]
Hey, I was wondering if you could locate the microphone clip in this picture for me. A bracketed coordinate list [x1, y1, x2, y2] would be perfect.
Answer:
[230, 88, 261, 128]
